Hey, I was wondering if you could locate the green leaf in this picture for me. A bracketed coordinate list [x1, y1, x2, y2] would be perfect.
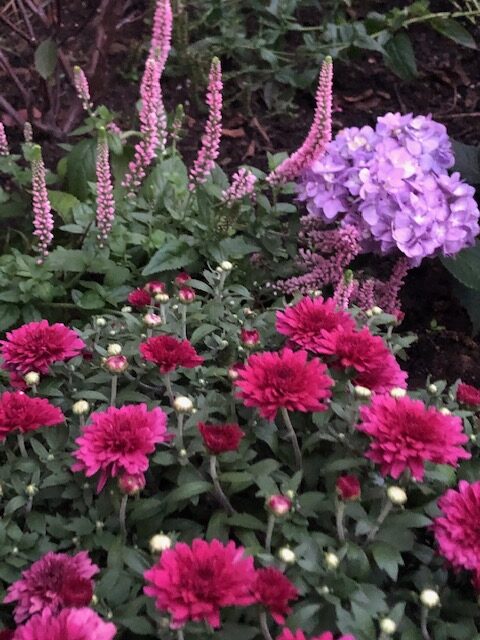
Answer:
[76, 290, 104, 309]
[451, 140, 480, 184]
[430, 17, 476, 49]
[117, 617, 155, 635]
[384, 32, 418, 81]
[441, 242, 480, 290]
[371, 541, 404, 580]
[66, 140, 97, 200]
[48, 190, 80, 223]
[34, 38, 58, 79]
[142, 238, 197, 275]
[0, 304, 20, 330]
[165, 481, 212, 505]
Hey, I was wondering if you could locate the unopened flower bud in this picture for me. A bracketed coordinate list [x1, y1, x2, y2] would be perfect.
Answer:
[149, 533, 172, 554]
[118, 473, 145, 496]
[387, 486, 407, 505]
[278, 547, 296, 564]
[155, 292, 170, 304]
[91, 594, 98, 606]
[240, 328, 260, 348]
[285, 489, 295, 500]
[439, 407, 451, 415]
[336, 474, 361, 501]
[266, 495, 292, 517]
[25, 484, 38, 497]
[178, 286, 196, 304]
[179, 448, 188, 459]
[319, 585, 330, 595]
[72, 400, 90, 415]
[420, 589, 440, 608]
[427, 384, 438, 395]
[174, 272, 190, 286]
[96, 521, 104, 530]
[390, 387, 407, 398]
[143, 312, 163, 327]
[221, 339, 229, 348]
[312, 290, 322, 298]
[107, 343, 122, 356]
[227, 366, 240, 381]
[324, 551, 340, 570]
[24, 371, 40, 386]
[365, 309, 373, 318]
[12, 547, 18, 555]
[354, 385, 372, 399]
[95, 317, 107, 327]
[104, 355, 128, 374]
[220, 260, 233, 271]
[173, 396, 194, 413]
[372, 306, 383, 316]
[380, 618, 396, 635]
[216, 266, 224, 273]
[144, 280, 166, 295]
[121, 306, 132, 313]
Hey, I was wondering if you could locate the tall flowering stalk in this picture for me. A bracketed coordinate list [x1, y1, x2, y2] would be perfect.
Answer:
[122, 57, 161, 193]
[188, 58, 223, 191]
[222, 168, 257, 207]
[31, 145, 54, 263]
[267, 56, 333, 185]
[150, 0, 173, 73]
[0, 123, 9, 156]
[73, 66, 93, 112]
[96, 128, 115, 247]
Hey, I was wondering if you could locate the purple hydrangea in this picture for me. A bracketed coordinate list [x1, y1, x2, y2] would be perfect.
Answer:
[298, 112, 478, 263]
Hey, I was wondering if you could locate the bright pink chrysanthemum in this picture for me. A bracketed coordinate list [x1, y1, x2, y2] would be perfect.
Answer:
[358, 395, 470, 480]
[276, 296, 356, 351]
[140, 335, 204, 373]
[72, 404, 169, 492]
[236, 348, 333, 421]
[277, 630, 356, 640]
[144, 539, 255, 629]
[434, 480, 480, 587]
[316, 327, 407, 393]
[252, 567, 298, 623]
[0, 391, 64, 440]
[128, 288, 152, 308]
[0, 321, 85, 376]
[457, 382, 480, 407]
[4, 551, 98, 624]
[13, 607, 116, 640]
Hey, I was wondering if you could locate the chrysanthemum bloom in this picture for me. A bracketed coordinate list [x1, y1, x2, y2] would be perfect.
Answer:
[4, 551, 98, 624]
[95, 131, 115, 247]
[0, 630, 13, 640]
[316, 327, 407, 393]
[278, 631, 355, 640]
[253, 567, 298, 623]
[128, 288, 152, 308]
[276, 297, 356, 352]
[0, 392, 64, 440]
[0, 320, 85, 376]
[336, 474, 361, 501]
[72, 404, 169, 491]
[434, 480, 480, 587]
[13, 607, 116, 640]
[236, 349, 333, 421]
[140, 335, 203, 373]
[358, 395, 470, 480]
[31, 146, 54, 263]
[144, 539, 255, 628]
[457, 382, 480, 407]
[198, 422, 245, 455]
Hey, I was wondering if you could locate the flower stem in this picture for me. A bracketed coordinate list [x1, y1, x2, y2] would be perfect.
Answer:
[209, 455, 235, 516]
[265, 513, 275, 554]
[181, 305, 187, 340]
[335, 499, 346, 544]
[119, 494, 128, 538]
[160, 303, 167, 324]
[110, 375, 118, 407]
[17, 433, 28, 458]
[259, 611, 274, 640]
[421, 606, 431, 640]
[163, 373, 174, 406]
[176, 629, 185, 640]
[177, 413, 184, 450]
[280, 407, 302, 470]
[365, 499, 393, 545]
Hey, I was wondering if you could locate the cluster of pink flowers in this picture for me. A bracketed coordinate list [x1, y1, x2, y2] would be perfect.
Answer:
[31, 147, 54, 263]
[95, 134, 115, 246]
[73, 66, 92, 111]
[140, 334, 203, 373]
[150, 0, 173, 72]
[188, 58, 223, 189]
[0, 123, 9, 155]
[222, 168, 257, 207]
[0, 392, 64, 441]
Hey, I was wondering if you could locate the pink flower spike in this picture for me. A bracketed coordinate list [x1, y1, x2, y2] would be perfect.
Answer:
[268, 56, 333, 184]
[222, 168, 257, 206]
[96, 130, 115, 246]
[0, 123, 9, 156]
[150, 0, 173, 73]
[188, 58, 223, 190]
[31, 145, 53, 263]
[73, 66, 92, 112]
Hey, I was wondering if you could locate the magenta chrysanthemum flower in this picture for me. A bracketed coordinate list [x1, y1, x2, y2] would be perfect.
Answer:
[13, 607, 116, 640]
[0, 391, 64, 440]
[253, 567, 298, 623]
[316, 327, 407, 393]
[188, 58, 223, 189]
[235, 348, 333, 421]
[457, 382, 480, 407]
[434, 480, 480, 587]
[358, 395, 470, 480]
[198, 422, 245, 455]
[0, 320, 85, 376]
[278, 630, 356, 640]
[72, 404, 170, 492]
[4, 551, 98, 624]
[31, 146, 54, 263]
[144, 539, 255, 629]
[128, 288, 152, 308]
[276, 296, 356, 351]
[140, 335, 204, 373]
[96, 133, 115, 246]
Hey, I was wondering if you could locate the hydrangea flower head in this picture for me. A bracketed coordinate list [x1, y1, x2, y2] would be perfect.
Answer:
[358, 395, 470, 480]
[72, 404, 169, 491]
[144, 539, 255, 628]
[13, 607, 116, 640]
[0, 392, 64, 440]
[4, 551, 98, 624]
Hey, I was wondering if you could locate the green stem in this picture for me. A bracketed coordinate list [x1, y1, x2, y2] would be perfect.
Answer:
[181, 304, 187, 340]
[110, 375, 118, 407]
[119, 494, 128, 538]
[365, 500, 393, 545]
[17, 433, 28, 458]
[280, 407, 302, 470]
[163, 373, 174, 406]
[209, 455, 235, 516]
[335, 499, 346, 544]
[421, 607, 431, 640]
[259, 611, 274, 640]
[176, 628, 185, 640]
[176, 413, 184, 450]
[265, 513, 275, 554]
